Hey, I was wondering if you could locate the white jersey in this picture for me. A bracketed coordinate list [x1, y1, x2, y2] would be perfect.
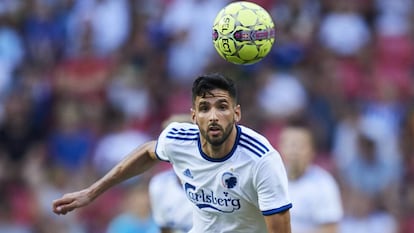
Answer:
[289, 165, 343, 233]
[156, 122, 292, 233]
[149, 169, 193, 233]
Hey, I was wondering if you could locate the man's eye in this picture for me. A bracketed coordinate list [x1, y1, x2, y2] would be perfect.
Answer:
[219, 105, 228, 110]
[199, 106, 208, 111]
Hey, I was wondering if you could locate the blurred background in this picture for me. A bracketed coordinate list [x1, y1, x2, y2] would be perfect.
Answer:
[0, 0, 413, 232]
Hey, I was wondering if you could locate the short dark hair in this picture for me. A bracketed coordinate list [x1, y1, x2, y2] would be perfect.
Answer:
[191, 73, 238, 105]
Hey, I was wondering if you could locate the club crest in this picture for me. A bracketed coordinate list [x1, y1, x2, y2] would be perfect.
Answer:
[222, 172, 238, 189]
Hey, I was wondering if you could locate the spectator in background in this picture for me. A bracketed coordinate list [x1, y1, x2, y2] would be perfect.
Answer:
[149, 114, 193, 233]
[149, 169, 193, 233]
[52, 21, 113, 104]
[399, 106, 414, 232]
[47, 99, 94, 171]
[0, 90, 41, 169]
[106, 58, 151, 130]
[0, 193, 31, 233]
[278, 119, 343, 233]
[372, 0, 414, 101]
[332, 100, 402, 186]
[64, 0, 131, 57]
[318, 1, 371, 57]
[107, 184, 160, 233]
[333, 99, 402, 233]
[22, 0, 65, 69]
[22, 142, 86, 233]
[256, 66, 307, 121]
[161, 0, 226, 83]
[338, 132, 399, 233]
[255, 65, 307, 145]
[92, 106, 150, 176]
[0, 12, 25, 119]
[52, 19, 115, 134]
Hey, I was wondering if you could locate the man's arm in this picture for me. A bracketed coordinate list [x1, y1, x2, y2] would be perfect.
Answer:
[52, 140, 159, 215]
[264, 210, 291, 233]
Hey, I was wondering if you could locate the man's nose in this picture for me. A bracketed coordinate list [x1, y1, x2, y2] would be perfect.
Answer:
[209, 108, 219, 122]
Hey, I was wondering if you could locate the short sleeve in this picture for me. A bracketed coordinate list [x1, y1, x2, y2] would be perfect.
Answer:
[155, 122, 177, 162]
[254, 151, 292, 216]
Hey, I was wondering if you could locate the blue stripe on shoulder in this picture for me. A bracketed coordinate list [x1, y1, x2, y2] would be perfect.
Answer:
[239, 137, 266, 154]
[240, 132, 269, 152]
[166, 135, 198, 141]
[171, 127, 198, 132]
[166, 127, 199, 141]
[238, 141, 263, 158]
[167, 131, 199, 136]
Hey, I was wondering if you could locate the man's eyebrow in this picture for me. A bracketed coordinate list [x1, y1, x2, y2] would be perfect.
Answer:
[215, 98, 231, 105]
[198, 100, 209, 105]
[197, 96, 230, 105]
[217, 98, 229, 103]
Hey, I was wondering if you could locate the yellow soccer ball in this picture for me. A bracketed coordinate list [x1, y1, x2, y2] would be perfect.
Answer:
[212, 1, 275, 65]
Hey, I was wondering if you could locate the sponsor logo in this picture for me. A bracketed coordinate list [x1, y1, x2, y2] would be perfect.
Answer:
[184, 183, 241, 213]
[183, 168, 193, 179]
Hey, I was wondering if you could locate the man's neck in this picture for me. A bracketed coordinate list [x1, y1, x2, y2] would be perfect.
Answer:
[202, 126, 237, 159]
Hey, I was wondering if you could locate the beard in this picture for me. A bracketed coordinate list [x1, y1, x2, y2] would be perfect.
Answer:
[200, 121, 235, 147]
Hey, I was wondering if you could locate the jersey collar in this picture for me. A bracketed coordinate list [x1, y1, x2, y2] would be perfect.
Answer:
[197, 125, 241, 162]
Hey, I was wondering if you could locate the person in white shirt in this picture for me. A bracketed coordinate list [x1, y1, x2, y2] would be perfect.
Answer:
[52, 73, 292, 233]
[149, 169, 193, 233]
[149, 114, 193, 233]
[278, 120, 343, 233]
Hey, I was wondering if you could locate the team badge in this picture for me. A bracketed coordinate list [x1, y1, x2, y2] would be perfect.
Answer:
[221, 172, 238, 189]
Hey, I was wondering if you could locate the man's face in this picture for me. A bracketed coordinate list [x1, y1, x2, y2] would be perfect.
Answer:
[278, 127, 314, 180]
[191, 89, 240, 147]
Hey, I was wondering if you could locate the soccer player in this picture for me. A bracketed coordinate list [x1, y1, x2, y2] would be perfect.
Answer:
[149, 114, 193, 233]
[52, 73, 292, 233]
[149, 169, 193, 233]
[278, 120, 343, 233]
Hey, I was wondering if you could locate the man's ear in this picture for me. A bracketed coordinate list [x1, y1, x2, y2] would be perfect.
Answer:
[234, 104, 241, 123]
[191, 108, 196, 124]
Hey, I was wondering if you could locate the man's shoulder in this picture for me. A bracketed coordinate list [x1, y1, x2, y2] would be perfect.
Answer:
[164, 122, 199, 133]
[162, 122, 199, 141]
[238, 125, 269, 142]
[237, 125, 276, 159]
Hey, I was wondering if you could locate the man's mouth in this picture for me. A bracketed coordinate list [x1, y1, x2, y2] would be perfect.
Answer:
[208, 125, 221, 134]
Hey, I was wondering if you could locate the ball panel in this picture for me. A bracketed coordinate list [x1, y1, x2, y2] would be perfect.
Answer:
[258, 40, 273, 57]
[212, 1, 275, 65]
[256, 10, 274, 27]
[237, 9, 258, 27]
[224, 2, 245, 15]
[217, 38, 237, 55]
[238, 43, 259, 60]
[217, 15, 236, 35]
[226, 55, 246, 64]
[240, 1, 263, 10]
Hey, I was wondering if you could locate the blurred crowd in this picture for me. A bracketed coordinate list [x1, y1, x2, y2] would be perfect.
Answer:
[0, 0, 413, 232]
